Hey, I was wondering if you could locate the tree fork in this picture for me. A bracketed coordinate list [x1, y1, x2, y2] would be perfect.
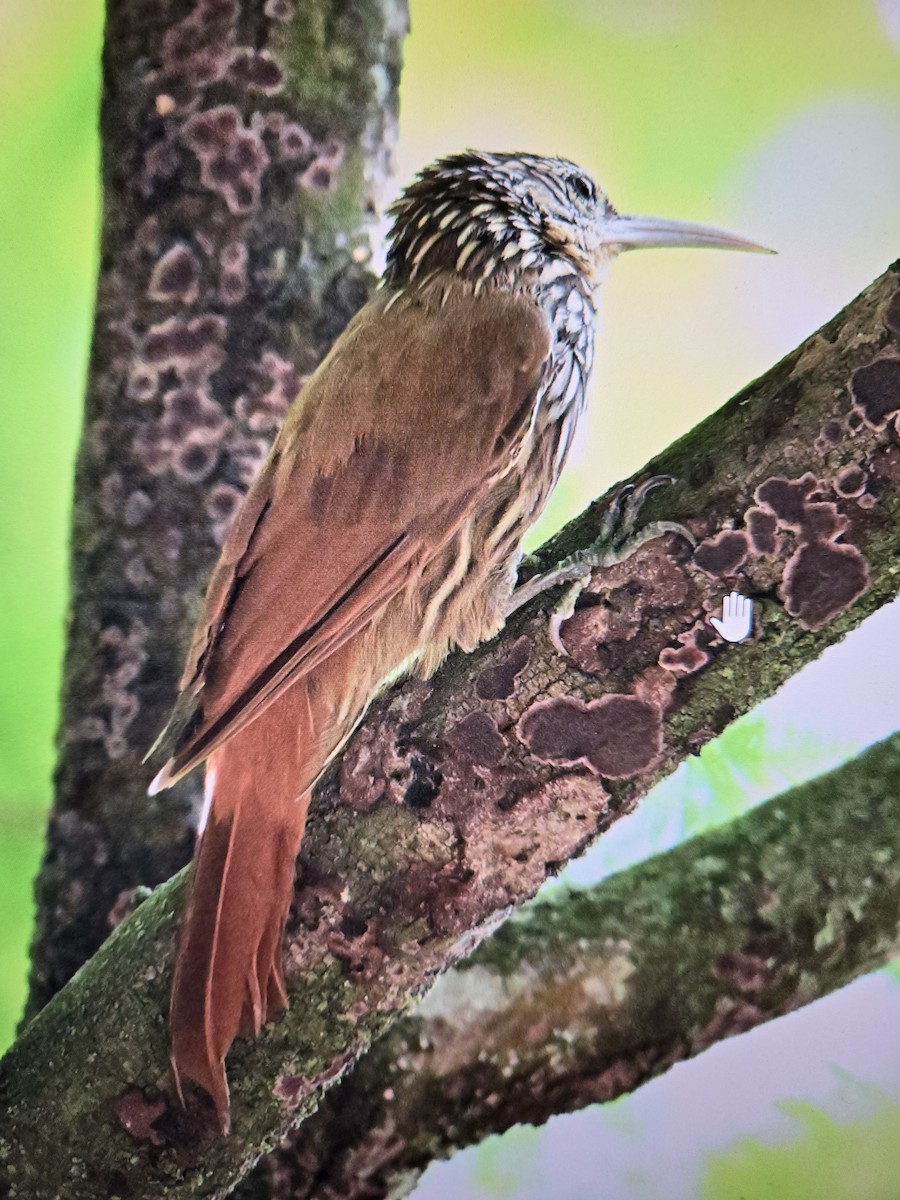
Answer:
[1, 263, 899, 1197]
[260, 731, 900, 1200]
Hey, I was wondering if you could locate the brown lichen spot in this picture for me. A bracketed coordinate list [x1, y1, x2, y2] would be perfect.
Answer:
[143, 314, 226, 376]
[278, 121, 313, 160]
[132, 385, 228, 483]
[754, 473, 819, 529]
[107, 886, 148, 929]
[111, 1088, 167, 1146]
[264, 0, 294, 18]
[846, 409, 864, 432]
[883, 290, 900, 340]
[819, 419, 843, 446]
[127, 367, 157, 403]
[337, 694, 427, 813]
[849, 355, 900, 428]
[148, 242, 200, 304]
[445, 711, 506, 767]
[172, 439, 219, 483]
[135, 215, 163, 254]
[633, 663, 679, 711]
[161, 0, 237, 68]
[834, 464, 866, 498]
[559, 550, 694, 671]
[298, 140, 345, 192]
[781, 540, 869, 631]
[658, 630, 709, 676]
[182, 105, 269, 215]
[476, 635, 530, 700]
[744, 506, 779, 556]
[161, 385, 228, 443]
[549, 607, 606, 676]
[206, 482, 243, 524]
[221, 240, 245, 270]
[227, 48, 284, 93]
[693, 530, 749, 577]
[799, 502, 848, 544]
[517, 694, 661, 778]
[217, 239, 248, 305]
[235, 351, 300, 433]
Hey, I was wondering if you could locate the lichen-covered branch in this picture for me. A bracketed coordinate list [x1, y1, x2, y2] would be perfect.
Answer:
[257, 731, 900, 1200]
[1, 266, 899, 1197]
[26, 0, 409, 1019]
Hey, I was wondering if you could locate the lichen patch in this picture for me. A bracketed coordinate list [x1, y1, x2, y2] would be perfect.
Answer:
[475, 635, 530, 700]
[693, 530, 749, 577]
[744, 506, 780, 556]
[182, 105, 270, 215]
[781, 540, 869, 631]
[658, 625, 711, 676]
[445, 712, 507, 767]
[148, 242, 201, 304]
[517, 694, 661, 779]
[754, 474, 819, 529]
[834, 465, 866, 499]
[849, 355, 900, 429]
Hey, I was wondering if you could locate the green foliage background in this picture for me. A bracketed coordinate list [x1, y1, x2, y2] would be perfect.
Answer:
[1, 1, 898, 1196]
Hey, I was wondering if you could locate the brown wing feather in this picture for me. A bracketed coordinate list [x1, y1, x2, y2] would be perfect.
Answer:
[151, 280, 552, 787]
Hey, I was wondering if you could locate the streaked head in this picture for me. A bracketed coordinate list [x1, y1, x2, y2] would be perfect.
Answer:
[386, 150, 771, 289]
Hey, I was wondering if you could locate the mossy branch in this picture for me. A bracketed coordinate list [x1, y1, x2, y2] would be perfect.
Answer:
[1, 264, 899, 1196]
[258, 732, 900, 1200]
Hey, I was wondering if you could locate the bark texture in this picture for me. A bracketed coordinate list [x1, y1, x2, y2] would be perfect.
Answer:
[1, 266, 899, 1197]
[26, 0, 409, 1021]
[260, 731, 900, 1200]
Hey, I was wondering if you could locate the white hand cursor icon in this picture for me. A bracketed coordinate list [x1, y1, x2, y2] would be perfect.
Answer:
[710, 591, 753, 642]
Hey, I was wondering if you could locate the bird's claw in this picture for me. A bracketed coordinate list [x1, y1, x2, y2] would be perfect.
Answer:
[506, 475, 692, 637]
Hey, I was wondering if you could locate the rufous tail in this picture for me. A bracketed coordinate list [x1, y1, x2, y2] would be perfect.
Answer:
[168, 687, 314, 1132]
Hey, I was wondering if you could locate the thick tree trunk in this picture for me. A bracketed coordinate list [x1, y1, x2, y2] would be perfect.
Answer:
[25, 0, 409, 1021]
[1, 263, 899, 1196]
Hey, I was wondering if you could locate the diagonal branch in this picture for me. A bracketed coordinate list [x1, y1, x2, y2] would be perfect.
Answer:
[259, 731, 900, 1200]
[1, 263, 899, 1197]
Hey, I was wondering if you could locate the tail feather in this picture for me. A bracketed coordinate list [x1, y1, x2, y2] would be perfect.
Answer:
[168, 690, 312, 1132]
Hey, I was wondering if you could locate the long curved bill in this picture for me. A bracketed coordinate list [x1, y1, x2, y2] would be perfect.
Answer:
[601, 213, 775, 254]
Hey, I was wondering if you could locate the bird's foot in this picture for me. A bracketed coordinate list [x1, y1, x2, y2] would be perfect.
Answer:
[506, 476, 693, 649]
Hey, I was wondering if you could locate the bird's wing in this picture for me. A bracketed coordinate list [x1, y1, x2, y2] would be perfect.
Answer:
[150, 283, 552, 787]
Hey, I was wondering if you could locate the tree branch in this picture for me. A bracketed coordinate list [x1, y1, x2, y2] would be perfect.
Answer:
[1, 263, 899, 1197]
[258, 731, 900, 1200]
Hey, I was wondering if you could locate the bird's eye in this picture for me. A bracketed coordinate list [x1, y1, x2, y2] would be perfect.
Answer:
[568, 174, 596, 203]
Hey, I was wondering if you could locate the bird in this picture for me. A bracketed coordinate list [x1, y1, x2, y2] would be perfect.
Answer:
[147, 149, 768, 1132]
